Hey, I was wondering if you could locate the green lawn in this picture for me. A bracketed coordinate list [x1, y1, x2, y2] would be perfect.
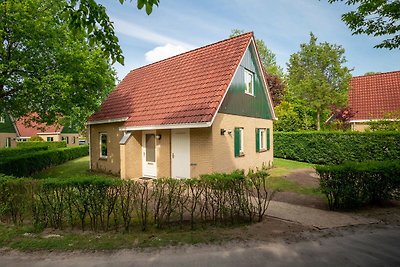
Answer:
[266, 158, 322, 197]
[33, 156, 115, 179]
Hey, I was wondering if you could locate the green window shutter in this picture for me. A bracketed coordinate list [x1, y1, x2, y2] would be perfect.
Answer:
[255, 128, 260, 152]
[267, 128, 271, 150]
[234, 127, 241, 157]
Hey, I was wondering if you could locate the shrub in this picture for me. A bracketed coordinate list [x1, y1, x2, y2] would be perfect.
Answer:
[0, 146, 48, 161]
[17, 141, 66, 150]
[0, 146, 89, 177]
[29, 135, 44, 142]
[0, 168, 275, 231]
[316, 160, 400, 210]
[274, 131, 400, 164]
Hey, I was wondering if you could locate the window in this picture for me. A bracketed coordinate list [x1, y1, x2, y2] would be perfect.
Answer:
[256, 128, 266, 152]
[234, 127, 244, 157]
[72, 136, 76, 144]
[47, 137, 54, 142]
[5, 137, 11, 148]
[100, 133, 107, 159]
[267, 128, 271, 150]
[0, 116, 4, 123]
[244, 69, 254, 96]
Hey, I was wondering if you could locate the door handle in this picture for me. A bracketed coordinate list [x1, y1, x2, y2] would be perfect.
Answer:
[171, 153, 174, 159]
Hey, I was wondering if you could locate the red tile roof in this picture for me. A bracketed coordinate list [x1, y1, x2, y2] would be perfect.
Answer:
[89, 33, 253, 127]
[349, 71, 400, 121]
[15, 115, 63, 137]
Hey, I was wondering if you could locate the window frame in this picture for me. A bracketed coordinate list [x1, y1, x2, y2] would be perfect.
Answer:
[234, 127, 245, 157]
[244, 69, 254, 96]
[100, 133, 108, 159]
[259, 128, 266, 151]
[5, 137, 11, 148]
[47, 137, 54, 142]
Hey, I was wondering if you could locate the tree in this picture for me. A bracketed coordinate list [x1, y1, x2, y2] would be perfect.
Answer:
[65, 0, 160, 64]
[327, 0, 400, 49]
[229, 29, 286, 106]
[274, 100, 315, 131]
[287, 33, 352, 130]
[325, 105, 357, 130]
[1, 0, 116, 130]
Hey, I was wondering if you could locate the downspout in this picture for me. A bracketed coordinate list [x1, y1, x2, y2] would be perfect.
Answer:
[88, 124, 91, 170]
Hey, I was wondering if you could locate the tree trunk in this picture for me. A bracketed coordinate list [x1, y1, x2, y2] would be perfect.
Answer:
[316, 111, 321, 131]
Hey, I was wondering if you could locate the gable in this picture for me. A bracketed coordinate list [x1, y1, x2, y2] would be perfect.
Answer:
[218, 41, 274, 120]
[0, 114, 16, 134]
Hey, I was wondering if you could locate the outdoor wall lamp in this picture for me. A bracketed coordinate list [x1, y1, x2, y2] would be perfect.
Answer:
[227, 130, 232, 135]
[155, 134, 162, 140]
[220, 129, 226, 135]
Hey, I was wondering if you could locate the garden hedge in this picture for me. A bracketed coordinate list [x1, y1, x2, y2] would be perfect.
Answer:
[0, 169, 275, 231]
[0, 145, 89, 177]
[316, 160, 400, 210]
[16, 141, 66, 150]
[0, 146, 48, 160]
[274, 131, 400, 164]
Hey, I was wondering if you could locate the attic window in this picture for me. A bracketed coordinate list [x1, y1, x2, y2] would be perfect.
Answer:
[244, 69, 254, 96]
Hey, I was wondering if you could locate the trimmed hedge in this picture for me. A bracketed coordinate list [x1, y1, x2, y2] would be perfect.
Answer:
[0, 146, 48, 161]
[0, 169, 275, 231]
[316, 160, 400, 210]
[274, 131, 400, 164]
[0, 146, 89, 177]
[17, 141, 66, 150]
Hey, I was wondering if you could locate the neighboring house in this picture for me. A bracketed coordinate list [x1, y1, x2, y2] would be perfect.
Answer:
[0, 114, 17, 148]
[88, 32, 276, 179]
[0, 114, 79, 147]
[349, 71, 400, 131]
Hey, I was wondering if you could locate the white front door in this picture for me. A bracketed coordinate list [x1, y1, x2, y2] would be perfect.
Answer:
[142, 133, 157, 178]
[171, 129, 190, 179]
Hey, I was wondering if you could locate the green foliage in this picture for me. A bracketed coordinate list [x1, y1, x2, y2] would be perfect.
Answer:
[29, 135, 44, 142]
[274, 100, 315, 131]
[287, 33, 352, 130]
[367, 110, 400, 132]
[328, 0, 400, 49]
[274, 131, 400, 164]
[0, 146, 48, 161]
[317, 160, 400, 210]
[0, 168, 275, 231]
[0, 0, 116, 130]
[0, 146, 89, 177]
[17, 141, 66, 150]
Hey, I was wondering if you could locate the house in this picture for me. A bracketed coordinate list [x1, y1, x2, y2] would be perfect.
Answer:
[0, 113, 17, 148]
[88, 32, 276, 179]
[348, 71, 400, 131]
[0, 113, 79, 147]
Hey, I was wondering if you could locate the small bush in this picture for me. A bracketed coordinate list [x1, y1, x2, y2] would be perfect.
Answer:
[316, 160, 400, 210]
[0, 146, 89, 177]
[17, 141, 66, 150]
[0, 168, 275, 231]
[29, 135, 44, 142]
[274, 131, 400, 164]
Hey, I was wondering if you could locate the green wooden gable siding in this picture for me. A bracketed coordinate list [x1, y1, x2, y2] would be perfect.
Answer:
[218, 45, 273, 119]
[0, 114, 16, 133]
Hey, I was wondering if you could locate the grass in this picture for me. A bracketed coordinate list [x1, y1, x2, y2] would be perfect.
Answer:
[33, 156, 115, 179]
[266, 158, 323, 198]
[0, 223, 238, 251]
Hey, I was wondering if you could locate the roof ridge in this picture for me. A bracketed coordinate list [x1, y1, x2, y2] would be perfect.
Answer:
[125, 32, 253, 75]
[353, 70, 400, 79]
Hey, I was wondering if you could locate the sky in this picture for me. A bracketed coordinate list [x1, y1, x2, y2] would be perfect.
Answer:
[98, 0, 400, 81]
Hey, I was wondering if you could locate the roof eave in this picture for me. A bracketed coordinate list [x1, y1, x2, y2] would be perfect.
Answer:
[87, 117, 129, 125]
[119, 121, 213, 131]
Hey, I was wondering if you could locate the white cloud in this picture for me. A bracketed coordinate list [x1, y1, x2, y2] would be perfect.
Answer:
[111, 17, 196, 49]
[145, 43, 189, 63]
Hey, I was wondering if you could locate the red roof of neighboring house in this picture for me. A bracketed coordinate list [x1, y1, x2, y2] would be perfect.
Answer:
[15, 116, 63, 137]
[349, 71, 400, 121]
[89, 33, 254, 127]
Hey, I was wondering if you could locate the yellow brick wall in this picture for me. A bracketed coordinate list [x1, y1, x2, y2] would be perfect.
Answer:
[190, 128, 213, 178]
[0, 133, 17, 148]
[157, 129, 171, 178]
[120, 131, 142, 179]
[352, 123, 370, 132]
[211, 113, 273, 173]
[39, 134, 61, 142]
[89, 122, 123, 175]
[60, 133, 80, 146]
